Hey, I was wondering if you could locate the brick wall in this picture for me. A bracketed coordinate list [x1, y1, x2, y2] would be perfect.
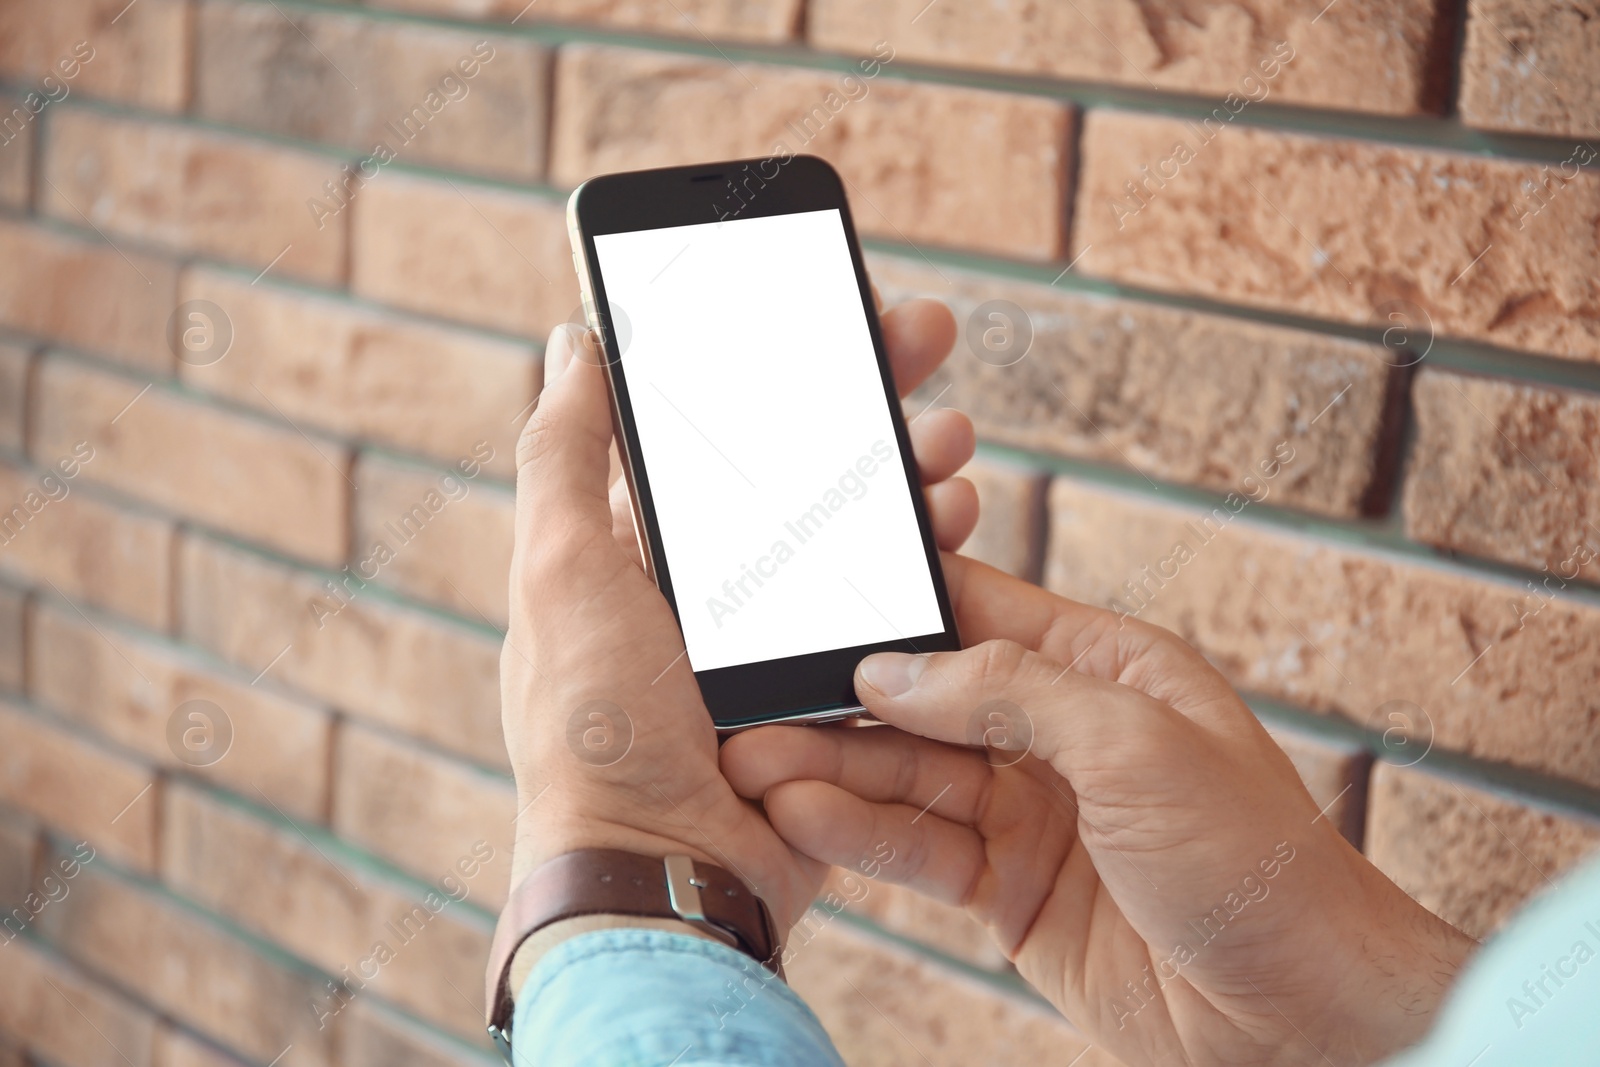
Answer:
[0, 2, 1597, 1065]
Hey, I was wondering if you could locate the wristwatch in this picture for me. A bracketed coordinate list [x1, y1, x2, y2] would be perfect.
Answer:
[484, 849, 785, 1060]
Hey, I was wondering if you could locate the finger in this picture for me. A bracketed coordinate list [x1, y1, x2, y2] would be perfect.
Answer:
[764, 780, 986, 908]
[721, 722, 992, 825]
[941, 553, 1234, 710]
[943, 553, 1110, 656]
[606, 439, 644, 566]
[606, 441, 625, 488]
[882, 299, 957, 398]
[515, 325, 614, 546]
[907, 407, 974, 485]
[927, 477, 979, 552]
[608, 473, 642, 565]
[854, 640, 1184, 780]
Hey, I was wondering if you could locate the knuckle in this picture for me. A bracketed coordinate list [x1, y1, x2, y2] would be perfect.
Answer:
[899, 818, 934, 883]
[1137, 618, 1213, 673]
[525, 514, 605, 579]
[889, 743, 921, 804]
[515, 401, 561, 474]
[965, 638, 1031, 687]
[1099, 608, 1200, 668]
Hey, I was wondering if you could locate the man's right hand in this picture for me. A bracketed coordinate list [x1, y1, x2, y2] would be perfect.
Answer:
[721, 553, 1478, 1067]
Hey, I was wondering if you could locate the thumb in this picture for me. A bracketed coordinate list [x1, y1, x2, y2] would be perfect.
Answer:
[515, 324, 615, 541]
[854, 640, 1179, 774]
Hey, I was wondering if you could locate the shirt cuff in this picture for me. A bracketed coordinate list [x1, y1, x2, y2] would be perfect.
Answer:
[512, 928, 845, 1067]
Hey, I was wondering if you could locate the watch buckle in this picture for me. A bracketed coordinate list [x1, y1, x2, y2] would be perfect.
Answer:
[663, 854, 707, 922]
[487, 1024, 512, 1062]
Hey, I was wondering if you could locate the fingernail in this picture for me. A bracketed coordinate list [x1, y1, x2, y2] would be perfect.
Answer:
[859, 653, 926, 698]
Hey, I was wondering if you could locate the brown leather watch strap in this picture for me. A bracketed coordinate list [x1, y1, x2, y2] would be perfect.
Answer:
[484, 849, 784, 1059]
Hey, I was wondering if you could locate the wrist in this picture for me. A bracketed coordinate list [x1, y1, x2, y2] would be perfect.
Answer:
[510, 803, 720, 889]
[1319, 867, 1478, 1063]
[488, 845, 789, 1045]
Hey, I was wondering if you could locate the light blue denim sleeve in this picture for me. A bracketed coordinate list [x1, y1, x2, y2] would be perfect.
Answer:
[1380, 855, 1600, 1067]
[511, 928, 847, 1067]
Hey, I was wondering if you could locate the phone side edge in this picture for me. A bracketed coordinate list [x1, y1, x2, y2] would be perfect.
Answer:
[566, 186, 660, 586]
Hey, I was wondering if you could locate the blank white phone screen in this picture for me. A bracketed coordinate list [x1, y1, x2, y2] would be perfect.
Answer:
[592, 208, 943, 673]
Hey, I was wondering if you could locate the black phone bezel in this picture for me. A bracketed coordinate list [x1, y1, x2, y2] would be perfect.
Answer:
[568, 154, 960, 729]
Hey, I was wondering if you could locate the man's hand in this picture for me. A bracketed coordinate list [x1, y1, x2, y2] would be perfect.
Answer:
[721, 555, 1478, 1065]
[502, 298, 975, 934]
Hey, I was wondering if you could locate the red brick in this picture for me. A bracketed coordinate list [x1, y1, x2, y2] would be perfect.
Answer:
[350, 172, 575, 339]
[161, 782, 496, 1042]
[1459, 0, 1600, 138]
[0, 93, 31, 207]
[37, 864, 339, 1067]
[0, 583, 23, 691]
[1403, 369, 1600, 583]
[0, 340, 30, 452]
[32, 355, 348, 566]
[351, 453, 515, 627]
[873, 254, 1398, 517]
[368, 0, 800, 42]
[178, 535, 505, 769]
[0, 938, 158, 1067]
[0, 219, 178, 372]
[0, 0, 191, 112]
[956, 458, 1044, 581]
[0, 807, 37, 916]
[1265, 726, 1370, 846]
[341, 999, 498, 1067]
[41, 109, 346, 285]
[0, 459, 174, 630]
[811, 0, 1451, 115]
[195, 3, 548, 181]
[786, 921, 1111, 1067]
[0, 699, 157, 873]
[154, 1025, 252, 1067]
[1366, 763, 1600, 939]
[181, 268, 533, 478]
[1073, 112, 1600, 364]
[333, 722, 515, 911]
[29, 601, 332, 822]
[550, 46, 1074, 261]
[1044, 477, 1600, 790]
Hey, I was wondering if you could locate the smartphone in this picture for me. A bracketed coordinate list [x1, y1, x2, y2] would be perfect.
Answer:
[566, 155, 959, 730]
